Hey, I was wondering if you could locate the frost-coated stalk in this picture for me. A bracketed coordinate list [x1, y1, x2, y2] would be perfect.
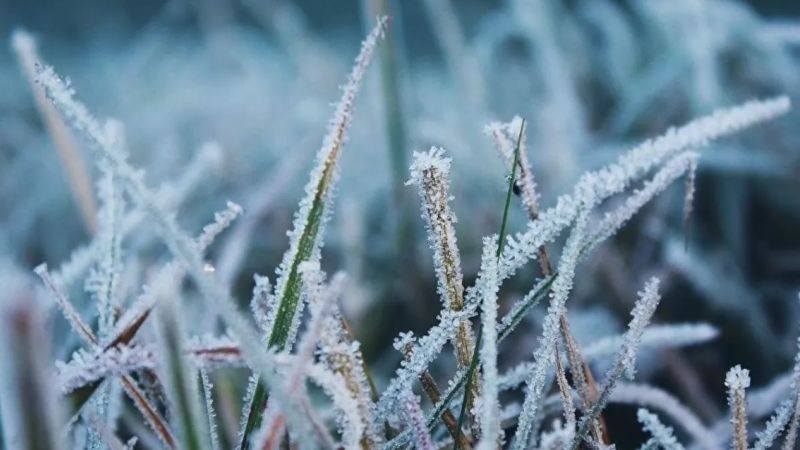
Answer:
[486, 116, 540, 219]
[511, 204, 592, 450]
[240, 17, 387, 446]
[402, 390, 435, 450]
[637, 409, 685, 450]
[554, 343, 576, 427]
[488, 116, 602, 442]
[407, 147, 474, 368]
[266, 15, 388, 350]
[725, 365, 750, 450]
[316, 278, 384, 449]
[569, 278, 663, 450]
[86, 156, 125, 450]
[91, 167, 123, 337]
[475, 236, 502, 450]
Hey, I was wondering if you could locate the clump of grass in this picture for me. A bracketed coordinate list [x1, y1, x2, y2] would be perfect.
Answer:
[4, 11, 800, 450]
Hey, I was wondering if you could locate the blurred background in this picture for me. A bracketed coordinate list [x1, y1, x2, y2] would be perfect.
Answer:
[1, 0, 799, 446]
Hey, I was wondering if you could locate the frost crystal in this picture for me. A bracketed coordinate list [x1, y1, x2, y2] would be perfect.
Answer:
[726, 365, 750, 450]
[250, 274, 273, 335]
[637, 408, 685, 450]
[196, 201, 244, 251]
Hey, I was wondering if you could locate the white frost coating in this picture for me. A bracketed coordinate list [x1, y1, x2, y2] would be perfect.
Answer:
[255, 262, 336, 450]
[57, 345, 155, 394]
[250, 274, 273, 335]
[268, 16, 388, 351]
[401, 390, 434, 450]
[495, 97, 790, 286]
[726, 365, 750, 450]
[199, 369, 221, 450]
[376, 306, 472, 421]
[726, 365, 751, 394]
[622, 278, 662, 379]
[88, 166, 124, 337]
[407, 147, 466, 312]
[567, 278, 663, 450]
[196, 201, 244, 251]
[587, 152, 699, 250]
[753, 399, 792, 450]
[535, 420, 575, 450]
[476, 235, 502, 449]
[512, 203, 592, 450]
[638, 408, 685, 450]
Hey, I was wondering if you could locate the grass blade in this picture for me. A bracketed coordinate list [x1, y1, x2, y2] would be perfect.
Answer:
[456, 119, 525, 444]
[239, 17, 387, 448]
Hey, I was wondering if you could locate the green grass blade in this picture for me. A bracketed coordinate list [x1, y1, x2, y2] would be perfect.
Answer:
[157, 300, 207, 450]
[238, 18, 388, 449]
[455, 119, 525, 446]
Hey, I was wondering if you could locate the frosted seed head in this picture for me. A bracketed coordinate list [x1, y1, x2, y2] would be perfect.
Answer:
[725, 365, 751, 391]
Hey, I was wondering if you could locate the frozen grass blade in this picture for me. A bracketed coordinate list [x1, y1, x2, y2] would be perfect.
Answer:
[554, 343, 576, 427]
[408, 147, 474, 368]
[637, 408, 685, 450]
[475, 236, 502, 450]
[242, 18, 387, 446]
[726, 365, 751, 450]
[458, 120, 524, 442]
[568, 278, 663, 450]
[403, 390, 435, 450]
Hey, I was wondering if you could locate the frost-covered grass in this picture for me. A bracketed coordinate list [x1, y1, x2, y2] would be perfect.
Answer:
[2, 1, 800, 449]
